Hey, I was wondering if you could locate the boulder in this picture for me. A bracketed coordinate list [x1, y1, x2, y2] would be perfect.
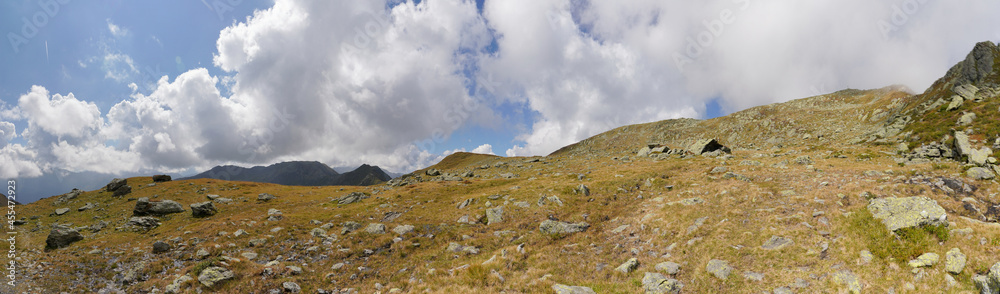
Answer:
[761, 236, 793, 250]
[267, 209, 283, 221]
[152, 175, 172, 182]
[283, 281, 301, 293]
[958, 112, 977, 125]
[907, 252, 939, 268]
[164, 274, 193, 294]
[970, 148, 993, 166]
[793, 155, 814, 165]
[642, 272, 683, 294]
[705, 259, 732, 280]
[539, 220, 590, 235]
[655, 262, 681, 275]
[866, 196, 948, 232]
[126, 216, 161, 230]
[106, 178, 127, 192]
[335, 192, 367, 205]
[946, 95, 964, 111]
[257, 193, 276, 202]
[954, 130, 975, 159]
[551, 284, 597, 294]
[54, 208, 69, 215]
[190, 201, 218, 218]
[575, 184, 590, 196]
[832, 270, 861, 294]
[392, 225, 415, 236]
[955, 84, 981, 100]
[945, 248, 966, 274]
[152, 241, 171, 254]
[197, 266, 234, 287]
[364, 223, 386, 234]
[974, 262, 1000, 294]
[615, 258, 639, 274]
[486, 207, 503, 225]
[341, 221, 362, 235]
[688, 139, 730, 155]
[968, 167, 996, 180]
[45, 225, 83, 250]
[113, 185, 132, 197]
[55, 188, 82, 204]
[426, 169, 441, 176]
[134, 197, 185, 216]
[78, 203, 95, 212]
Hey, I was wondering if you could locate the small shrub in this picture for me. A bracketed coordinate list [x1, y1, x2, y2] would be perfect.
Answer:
[847, 209, 946, 262]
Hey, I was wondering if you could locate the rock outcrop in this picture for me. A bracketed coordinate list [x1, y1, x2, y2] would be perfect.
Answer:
[866, 197, 947, 232]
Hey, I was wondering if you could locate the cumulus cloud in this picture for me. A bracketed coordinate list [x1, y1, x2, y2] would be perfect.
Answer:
[5, 0, 1000, 182]
[485, 0, 1000, 156]
[106, 19, 128, 38]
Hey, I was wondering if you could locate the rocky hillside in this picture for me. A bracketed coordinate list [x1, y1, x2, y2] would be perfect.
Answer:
[6, 41, 1000, 294]
[181, 161, 391, 187]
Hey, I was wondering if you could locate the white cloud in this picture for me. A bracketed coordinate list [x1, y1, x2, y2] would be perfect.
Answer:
[18, 86, 102, 138]
[470, 144, 495, 155]
[106, 19, 128, 38]
[0, 144, 42, 178]
[103, 53, 140, 82]
[0, 121, 15, 146]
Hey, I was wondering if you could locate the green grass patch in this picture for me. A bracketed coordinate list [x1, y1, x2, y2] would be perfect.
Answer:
[847, 209, 947, 262]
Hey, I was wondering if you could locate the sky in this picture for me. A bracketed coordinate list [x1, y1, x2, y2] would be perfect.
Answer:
[1, 0, 999, 203]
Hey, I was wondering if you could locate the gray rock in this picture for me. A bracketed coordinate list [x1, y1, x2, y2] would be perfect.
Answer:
[392, 225, 415, 236]
[426, 169, 441, 176]
[456, 198, 474, 209]
[106, 178, 127, 192]
[959, 112, 978, 125]
[722, 172, 751, 182]
[743, 271, 764, 282]
[78, 202, 95, 212]
[539, 220, 590, 235]
[615, 258, 639, 274]
[126, 216, 161, 230]
[794, 155, 814, 165]
[336, 192, 368, 205]
[946, 248, 966, 274]
[486, 207, 503, 225]
[968, 167, 996, 180]
[575, 184, 590, 196]
[191, 201, 218, 218]
[258, 193, 276, 201]
[866, 196, 948, 232]
[445, 242, 480, 255]
[947, 95, 964, 111]
[832, 270, 861, 294]
[761, 236, 793, 250]
[709, 166, 728, 174]
[197, 266, 234, 287]
[642, 272, 683, 293]
[196, 249, 210, 260]
[267, 208, 283, 221]
[955, 84, 981, 100]
[152, 241, 171, 254]
[970, 147, 993, 166]
[655, 261, 681, 275]
[773, 286, 793, 294]
[55, 188, 82, 204]
[286, 265, 302, 274]
[164, 274, 193, 294]
[706, 259, 732, 280]
[341, 221, 362, 235]
[54, 208, 69, 215]
[310, 228, 328, 238]
[907, 252, 939, 268]
[688, 139, 730, 155]
[152, 175, 172, 182]
[954, 130, 975, 158]
[364, 223, 386, 234]
[112, 185, 132, 197]
[282, 281, 301, 293]
[134, 197, 185, 216]
[45, 225, 83, 250]
[551, 284, 596, 294]
[637, 146, 652, 157]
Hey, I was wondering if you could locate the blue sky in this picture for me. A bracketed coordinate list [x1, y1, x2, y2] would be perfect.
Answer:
[2, 0, 999, 203]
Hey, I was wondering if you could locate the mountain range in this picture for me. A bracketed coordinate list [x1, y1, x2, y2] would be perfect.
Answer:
[179, 161, 391, 186]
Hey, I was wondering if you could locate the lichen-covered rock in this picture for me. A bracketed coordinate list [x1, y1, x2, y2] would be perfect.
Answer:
[190, 201, 218, 218]
[197, 266, 234, 287]
[364, 223, 386, 234]
[706, 259, 732, 280]
[907, 252, 939, 268]
[133, 197, 185, 216]
[551, 284, 596, 294]
[866, 196, 948, 232]
[486, 207, 503, 225]
[615, 258, 639, 274]
[832, 270, 861, 294]
[642, 272, 683, 294]
[945, 248, 966, 274]
[761, 236, 793, 250]
[335, 192, 367, 205]
[539, 220, 589, 235]
[968, 167, 996, 180]
[655, 262, 681, 275]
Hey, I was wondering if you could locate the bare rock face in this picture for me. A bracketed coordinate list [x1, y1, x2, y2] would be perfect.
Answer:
[945, 41, 998, 86]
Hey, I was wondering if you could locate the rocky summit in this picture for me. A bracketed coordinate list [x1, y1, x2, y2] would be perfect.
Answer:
[8, 41, 1000, 293]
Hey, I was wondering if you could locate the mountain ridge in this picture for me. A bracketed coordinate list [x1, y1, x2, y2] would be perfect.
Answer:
[180, 161, 391, 186]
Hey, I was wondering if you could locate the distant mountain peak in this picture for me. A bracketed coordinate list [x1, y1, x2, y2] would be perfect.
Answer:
[180, 161, 388, 186]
